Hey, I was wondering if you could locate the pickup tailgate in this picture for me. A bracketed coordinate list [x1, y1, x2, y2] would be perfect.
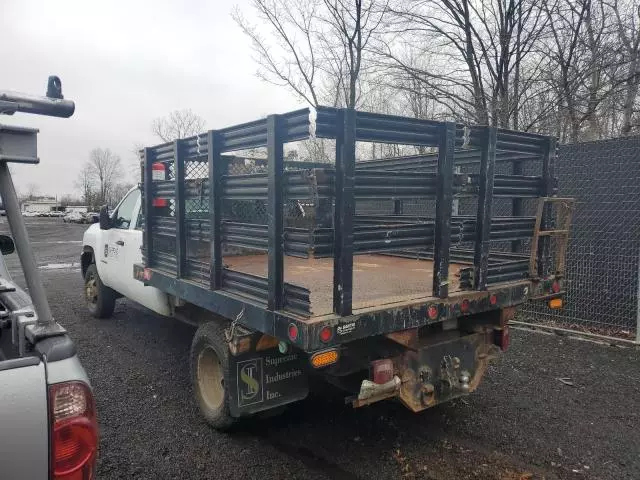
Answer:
[0, 357, 49, 479]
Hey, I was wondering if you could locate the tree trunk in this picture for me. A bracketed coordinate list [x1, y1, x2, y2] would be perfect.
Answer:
[622, 54, 640, 135]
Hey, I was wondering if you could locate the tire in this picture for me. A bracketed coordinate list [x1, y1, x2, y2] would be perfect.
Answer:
[190, 321, 237, 431]
[84, 263, 116, 318]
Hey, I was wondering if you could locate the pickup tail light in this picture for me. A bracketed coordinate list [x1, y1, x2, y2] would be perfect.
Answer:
[50, 381, 98, 480]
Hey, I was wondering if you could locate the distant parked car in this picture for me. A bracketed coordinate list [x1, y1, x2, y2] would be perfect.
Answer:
[22, 211, 39, 217]
[83, 212, 99, 224]
[49, 211, 65, 218]
[63, 211, 84, 223]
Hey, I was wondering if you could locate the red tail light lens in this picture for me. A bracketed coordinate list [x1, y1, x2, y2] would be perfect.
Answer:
[288, 323, 299, 341]
[551, 281, 561, 293]
[489, 294, 498, 306]
[319, 326, 333, 343]
[50, 382, 98, 480]
[427, 304, 439, 320]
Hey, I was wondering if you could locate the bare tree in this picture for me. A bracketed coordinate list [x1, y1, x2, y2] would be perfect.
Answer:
[540, 0, 617, 141]
[59, 194, 83, 207]
[382, 0, 548, 128]
[25, 182, 40, 200]
[88, 148, 122, 205]
[152, 109, 205, 142]
[74, 164, 95, 206]
[233, 0, 389, 108]
[108, 182, 135, 207]
[607, 0, 640, 135]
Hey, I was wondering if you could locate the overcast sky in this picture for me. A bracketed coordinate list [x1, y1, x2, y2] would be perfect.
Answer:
[1, 0, 299, 197]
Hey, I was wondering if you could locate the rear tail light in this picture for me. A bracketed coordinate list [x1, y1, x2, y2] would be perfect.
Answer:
[551, 280, 561, 293]
[427, 304, 439, 320]
[319, 326, 333, 343]
[288, 323, 299, 342]
[371, 359, 394, 384]
[50, 381, 98, 480]
[494, 326, 510, 352]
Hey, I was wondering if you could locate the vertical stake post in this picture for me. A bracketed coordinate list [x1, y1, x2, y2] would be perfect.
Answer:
[473, 126, 497, 290]
[511, 160, 523, 252]
[267, 115, 284, 311]
[208, 131, 224, 290]
[174, 139, 186, 278]
[538, 137, 557, 277]
[143, 147, 155, 268]
[333, 109, 356, 316]
[432, 122, 456, 298]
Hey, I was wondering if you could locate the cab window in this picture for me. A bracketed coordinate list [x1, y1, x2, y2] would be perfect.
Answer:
[112, 190, 140, 229]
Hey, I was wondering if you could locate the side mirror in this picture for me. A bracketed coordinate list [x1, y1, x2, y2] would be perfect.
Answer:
[99, 205, 111, 230]
[0, 235, 15, 255]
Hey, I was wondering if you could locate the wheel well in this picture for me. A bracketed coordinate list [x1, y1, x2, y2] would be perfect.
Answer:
[81, 247, 94, 277]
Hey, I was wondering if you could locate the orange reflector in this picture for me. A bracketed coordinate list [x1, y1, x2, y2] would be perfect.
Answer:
[256, 334, 279, 351]
[310, 349, 339, 368]
[549, 298, 563, 309]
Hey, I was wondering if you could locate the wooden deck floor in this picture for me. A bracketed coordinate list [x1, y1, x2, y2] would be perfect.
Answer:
[226, 254, 464, 316]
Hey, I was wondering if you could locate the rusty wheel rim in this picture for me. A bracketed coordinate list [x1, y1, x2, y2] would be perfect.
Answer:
[85, 275, 98, 305]
[197, 346, 225, 410]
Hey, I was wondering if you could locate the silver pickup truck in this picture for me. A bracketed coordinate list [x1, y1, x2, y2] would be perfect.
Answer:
[0, 79, 97, 479]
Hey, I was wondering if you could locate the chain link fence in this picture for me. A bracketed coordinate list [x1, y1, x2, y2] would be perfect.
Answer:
[520, 136, 640, 340]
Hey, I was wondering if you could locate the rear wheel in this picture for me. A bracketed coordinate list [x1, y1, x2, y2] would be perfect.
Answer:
[190, 321, 237, 431]
[84, 263, 116, 318]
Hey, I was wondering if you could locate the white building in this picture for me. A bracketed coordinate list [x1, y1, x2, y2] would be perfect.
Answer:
[22, 199, 58, 213]
[66, 206, 88, 214]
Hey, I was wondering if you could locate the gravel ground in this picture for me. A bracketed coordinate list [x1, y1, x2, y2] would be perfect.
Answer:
[2, 218, 639, 480]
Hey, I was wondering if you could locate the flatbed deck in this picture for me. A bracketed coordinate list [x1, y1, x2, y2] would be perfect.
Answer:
[226, 254, 465, 316]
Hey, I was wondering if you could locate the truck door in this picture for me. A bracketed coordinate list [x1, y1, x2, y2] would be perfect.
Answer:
[102, 188, 171, 316]
[100, 188, 140, 288]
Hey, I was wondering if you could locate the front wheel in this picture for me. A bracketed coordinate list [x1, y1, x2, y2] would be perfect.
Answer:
[84, 263, 116, 318]
[190, 321, 238, 431]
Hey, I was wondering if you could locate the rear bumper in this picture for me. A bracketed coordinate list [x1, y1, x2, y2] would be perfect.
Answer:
[352, 331, 499, 411]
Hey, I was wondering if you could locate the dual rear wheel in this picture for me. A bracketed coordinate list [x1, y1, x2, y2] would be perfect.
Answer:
[83, 263, 249, 430]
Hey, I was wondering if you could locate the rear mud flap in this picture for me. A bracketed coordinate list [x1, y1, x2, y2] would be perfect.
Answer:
[228, 346, 309, 417]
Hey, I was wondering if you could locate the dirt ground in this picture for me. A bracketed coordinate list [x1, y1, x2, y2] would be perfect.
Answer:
[3, 218, 639, 480]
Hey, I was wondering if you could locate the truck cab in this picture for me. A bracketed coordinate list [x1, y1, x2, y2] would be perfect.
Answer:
[81, 187, 170, 318]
